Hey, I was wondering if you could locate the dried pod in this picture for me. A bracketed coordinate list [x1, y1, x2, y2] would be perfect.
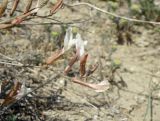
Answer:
[50, 0, 63, 15]
[24, 0, 33, 13]
[72, 77, 109, 92]
[46, 49, 64, 65]
[72, 77, 91, 89]
[79, 53, 88, 77]
[64, 53, 79, 74]
[10, 0, 20, 16]
[0, 0, 8, 17]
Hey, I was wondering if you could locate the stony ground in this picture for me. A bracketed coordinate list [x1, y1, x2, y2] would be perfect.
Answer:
[0, 0, 160, 121]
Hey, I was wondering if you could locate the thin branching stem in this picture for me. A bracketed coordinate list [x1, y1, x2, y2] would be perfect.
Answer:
[67, 2, 160, 25]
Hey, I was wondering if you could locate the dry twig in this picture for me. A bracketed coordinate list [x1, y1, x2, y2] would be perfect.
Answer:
[10, 0, 20, 16]
[67, 2, 160, 25]
[50, 0, 63, 15]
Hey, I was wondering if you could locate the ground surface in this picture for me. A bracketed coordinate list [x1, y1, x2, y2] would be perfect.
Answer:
[0, 0, 160, 121]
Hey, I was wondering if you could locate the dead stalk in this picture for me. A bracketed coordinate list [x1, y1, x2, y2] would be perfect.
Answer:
[46, 49, 64, 65]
